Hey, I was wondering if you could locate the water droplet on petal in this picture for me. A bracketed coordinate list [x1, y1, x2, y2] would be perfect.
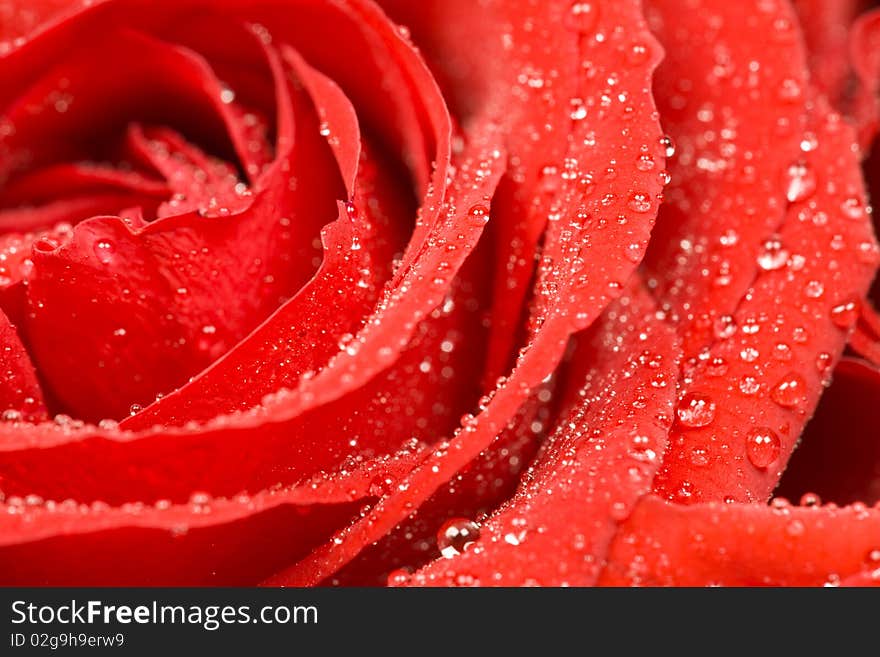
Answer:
[437, 518, 480, 558]
[386, 569, 411, 586]
[675, 392, 716, 428]
[756, 237, 789, 271]
[659, 135, 676, 158]
[786, 519, 805, 536]
[706, 356, 729, 377]
[713, 315, 737, 340]
[784, 161, 816, 203]
[840, 197, 865, 220]
[467, 204, 490, 225]
[94, 240, 115, 264]
[689, 446, 710, 467]
[804, 280, 824, 299]
[627, 192, 652, 213]
[777, 78, 802, 102]
[626, 41, 650, 66]
[799, 492, 821, 507]
[636, 154, 655, 171]
[770, 372, 806, 409]
[829, 297, 859, 329]
[564, 1, 599, 33]
[739, 376, 761, 396]
[739, 347, 759, 363]
[745, 427, 780, 468]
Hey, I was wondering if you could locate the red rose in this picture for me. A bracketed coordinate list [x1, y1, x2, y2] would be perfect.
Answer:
[0, 0, 878, 586]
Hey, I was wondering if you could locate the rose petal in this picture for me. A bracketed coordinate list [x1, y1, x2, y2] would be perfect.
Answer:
[17, 32, 346, 421]
[653, 99, 878, 504]
[0, 476, 374, 585]
[851, 301, 880, 365]
[265, 0, 666, 586]
[405, 281, 679, 587]
[599, 495, 880, 586]
[0, 0, 78, 43]
[378, 0, 597, 383]
[0, 308, 46, 421]
[0, 0, 500, 508]
[643, 0, 811, 360]
[776, 358, 880, 506]
[120, 48, 407, 427]
[327, 386, 552, 586]
[792, 0, 866, 109]
[849, 8, 880, 147]
[0, 163, 167, 216]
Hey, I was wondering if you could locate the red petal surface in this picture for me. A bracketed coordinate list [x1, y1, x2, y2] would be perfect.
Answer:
[1, 0, 878, 589]
[0, 0, 76, 43]
[851, 301, 880, 365]
[653, 99, 878, 504]
[0, 472, 381, 585]
[378, 0, 597, 384]
[0, 308, 45, 421]
[776, 358, 880, 506]
[407, 282, 679, 586]
[793, 0, 867, 108]
[599, 495, 880, 586]
[265, 0, 666, 586]
[0, 0, 501, 510]
[850, 9, 880, 146]
[327, 386, 554, 586]
[643, 0, 810, 361]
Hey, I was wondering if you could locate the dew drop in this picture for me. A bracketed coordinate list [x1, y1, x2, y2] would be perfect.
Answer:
[745, 427, 780, 468]
[706, 356, 729, 377]
[777, 78, 802, 102]
[564, 1, 599, 33]
[815, 352, 833, 375]
[627, 192, 652, 213]
[189, 491, 212, 511]
[799, 132, 818, 152]
[803, 280, 824, 299]
[784, 161, 816, 203]
[689, 446, 710, 467]
[829, 297, 859, 329]
[756, 237, 789, 271]
[624, 242, 643, 262]
[675, 392, 716, 428]
[773, 342, 792, 361]
[626, 41, 650, 66]
[93, 240, 115, 264]
[467, 204, 490, 225]
[840, 197, 865, 220]
[739, 347, 759, 363]
[659, 135, 676, 158]
[630, 434, 657, 462]
[713, 315, 737, 340]
[437, 518, 480, 558]
[786, 519, 805, 537]
[636, 153, 655, 171]
[799, 492, 821, 507]
[739, 376, 761, 396]
[770, 372, 806, 409]
[386, 569, 411, 586]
